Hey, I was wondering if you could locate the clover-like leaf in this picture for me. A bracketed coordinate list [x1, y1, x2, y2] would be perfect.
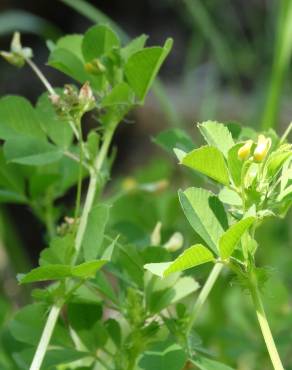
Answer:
[182, 146, 229, 185]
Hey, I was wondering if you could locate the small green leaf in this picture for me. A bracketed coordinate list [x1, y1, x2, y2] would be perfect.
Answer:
[121, 34, 148, 60]
[56, 34, 84, 61]
[153, 128, 194, 154]
[218, 187, 242, 206]
[39, 233, 75, 266]
[179, 187, 228, 253]
[219, 217, 255, 259]
[4, 137, 63, 165]
[139, 340, 187, 370]
[193, 356, 235, 370]
[0, 96, 45, 140]
[125, 38, 173, 102]
[72, 260, 107, 278]
[198, 121, 234, 158]
[82, 24, 120, 62]
[48, 48, 88, 83]
[100, 82, 134, 107]
[18, 264, 72, 284]
[83, 204, 111, 261]
[145, 244, 214, 277]
[182, 146, 229, 185]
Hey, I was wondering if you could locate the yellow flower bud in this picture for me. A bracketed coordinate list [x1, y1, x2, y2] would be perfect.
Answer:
[253, 135, 271, 162]
[238, 140, 253, 160]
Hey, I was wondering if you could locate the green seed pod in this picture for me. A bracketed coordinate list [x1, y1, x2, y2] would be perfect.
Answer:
[238, 140, 253, 160]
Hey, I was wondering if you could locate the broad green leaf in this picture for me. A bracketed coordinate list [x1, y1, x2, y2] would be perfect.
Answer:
[125, 38, 173, 102]
[219, 217, 255, 259]
[145, 244, 214, 277]
[0, 96, 45, 140]
[121, 34, 148, 60]
[82, 24, 120, 62]
[48, 48, 89, 83]
[4, 137, 63, 165]
[100, 82, 134, 107]
[227, 143, 244, 186]
[153, 128, 194, 154]
[0, 149, 25, 195]
[139, 340, 187, 370]
[179, 187, 228, 253]
[18, 264, 72, 284]
[82, 204, 111, 261]
[198, 121, 234, 157]
[36, 92, 73, 149]
[39, 233, 75, 266]
[182, 146, 229, 185]
[55, 34, 84, 61]
[72, 260, 107, 278]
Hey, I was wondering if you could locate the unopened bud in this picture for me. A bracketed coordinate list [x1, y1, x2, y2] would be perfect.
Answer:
[0, 51, 24, 67]
[238, 140, 253, 160]
[254, 135, 271, 162]
[11, 32, 22, 53]
[79, 82, 94, 102]
[163, 232, 184, 252]
[122, 177, 137, 191]
[151, 222, 162, 246]
[85, 59, 106, 75]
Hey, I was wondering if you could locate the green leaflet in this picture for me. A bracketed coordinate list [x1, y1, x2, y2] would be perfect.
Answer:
[0, 96, 45, 140]
[153, 128, 194, 154]
[198, 121, 235, 158]
[125, 38, 173, 102]
[182, 146, 230, 185]
[4, 137, 63, 166]
[82, 204, 111, 261]
[179, 187, 228, 253]
[18, 260, 107, 284]
[144, 244, 215, 277]
[219, 217, 255, 259]
[82, 24, 120, 62]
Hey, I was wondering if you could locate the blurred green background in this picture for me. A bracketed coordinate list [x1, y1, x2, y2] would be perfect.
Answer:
[0, 0, 291, 369]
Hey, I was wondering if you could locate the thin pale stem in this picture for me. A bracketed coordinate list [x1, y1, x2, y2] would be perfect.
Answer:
[187, 263, 223, 333]
[30, 125, 116, 370]
[25, 58, 56, 96]
[249, 282, 285, 370]
[29, 304, 61, 370]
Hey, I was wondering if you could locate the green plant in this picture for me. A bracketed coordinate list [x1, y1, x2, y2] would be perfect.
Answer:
[146, 121, 292, 370]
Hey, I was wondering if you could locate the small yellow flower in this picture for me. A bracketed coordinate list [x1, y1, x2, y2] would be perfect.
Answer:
[238, 140, 253, 160]
[253, 135, 271, 162]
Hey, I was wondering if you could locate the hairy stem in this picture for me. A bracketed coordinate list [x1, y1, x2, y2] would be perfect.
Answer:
[249, 277, 285, 370]
[29, 304, 62, 370]
[187, 263, 223, 333]
[29, 125, 116, 370]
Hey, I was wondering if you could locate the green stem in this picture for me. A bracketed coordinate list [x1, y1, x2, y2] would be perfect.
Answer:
[29, 125, 116, 370]
[249, 277, 285, 370]
[187, 263, 223, 333]
[29, 304, 62, 370]
[75, 121, 84, 220]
